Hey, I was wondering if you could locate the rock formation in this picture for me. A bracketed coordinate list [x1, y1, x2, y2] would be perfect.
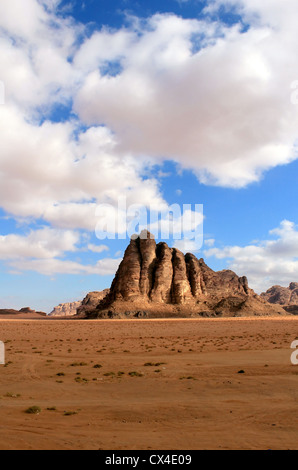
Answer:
[76, 289, 110, 317]
[261, 283, 298, 305]
[49, 301, 82, 317]
[19, 307, 47, 317]
[261, 283, 298, 315]
[84, 231, 286, 319]
[0, 307, 46, 317]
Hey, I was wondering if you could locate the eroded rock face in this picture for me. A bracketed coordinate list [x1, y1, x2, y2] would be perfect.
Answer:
[261, 283, 298, 306]
[109, 237, 142, 301]
[185, 254, 206, 298]
[49, 301, 82, 317]
[171, 249, 193, 304]
[150, 242, 173, 303]
[139, 233, 157, 297]
[106, 232, 251, 306]
[90, 231, 286, 318]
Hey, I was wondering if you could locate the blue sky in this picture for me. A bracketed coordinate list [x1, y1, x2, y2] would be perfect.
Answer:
[0, 0, 298, 312]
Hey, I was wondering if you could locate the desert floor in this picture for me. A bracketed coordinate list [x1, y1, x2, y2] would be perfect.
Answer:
[0, 317, 297, 450]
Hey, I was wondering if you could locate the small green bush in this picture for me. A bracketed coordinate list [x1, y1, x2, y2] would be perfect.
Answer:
[25, 406, 41, 415]
[129, 372, 143, 377]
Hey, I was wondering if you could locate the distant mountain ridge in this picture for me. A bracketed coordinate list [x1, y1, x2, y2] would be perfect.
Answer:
[0, 307, 46, 317]
[261, 283, 298, 315]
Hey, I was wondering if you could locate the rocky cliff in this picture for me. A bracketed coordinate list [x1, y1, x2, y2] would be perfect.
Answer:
[261, 283, 298, 315]
[49, 301, 82, 317]
[261, 283, 298, 305]
[76, 289, 110, 317]
[84, 231, 286, 318]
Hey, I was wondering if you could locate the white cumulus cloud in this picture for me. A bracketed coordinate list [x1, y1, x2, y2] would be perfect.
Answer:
[1, 0, 298, 276]
[8, 256, 121, 276]
[0, 227, 79, 260]
[0, 226, 121, 276]
[205, 220, 298, 293]
[74, 7, 298, 187]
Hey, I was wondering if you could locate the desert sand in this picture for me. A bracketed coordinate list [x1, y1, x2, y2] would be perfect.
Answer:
[0, 317, 297, 450]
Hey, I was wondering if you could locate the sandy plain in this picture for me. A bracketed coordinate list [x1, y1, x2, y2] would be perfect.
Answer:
[0, 317, 297, 450]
